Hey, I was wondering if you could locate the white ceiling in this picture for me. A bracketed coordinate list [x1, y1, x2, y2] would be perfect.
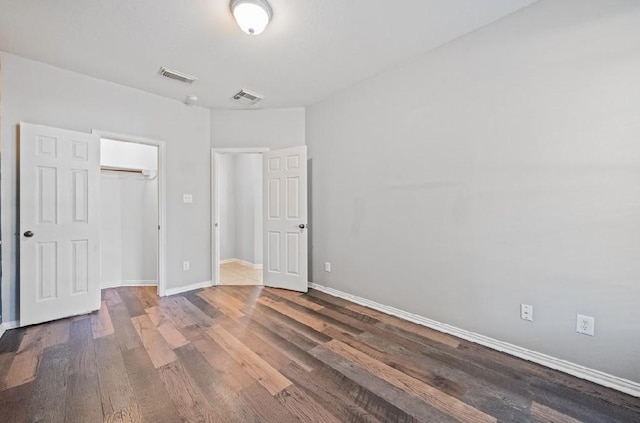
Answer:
[0, 0, 535, 109]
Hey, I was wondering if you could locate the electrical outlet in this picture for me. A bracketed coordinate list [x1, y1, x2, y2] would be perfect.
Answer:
[183, 261, 190, 271]
[325, 262, 331, 272]
[520, 304, 533, 322]
[183, 194, 193, 203]
[576, 314, 595, 336]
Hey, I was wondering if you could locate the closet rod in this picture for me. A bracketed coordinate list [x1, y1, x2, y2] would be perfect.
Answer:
[100, 166, 144, 174]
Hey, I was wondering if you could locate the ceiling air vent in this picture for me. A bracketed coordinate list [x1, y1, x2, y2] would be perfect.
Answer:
[232, 89, 263, 106]
[158, 67, 196, 84]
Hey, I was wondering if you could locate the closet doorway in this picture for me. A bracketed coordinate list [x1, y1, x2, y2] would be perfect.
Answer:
[212, 148, 267, 286]
[94, 130, 167, 296]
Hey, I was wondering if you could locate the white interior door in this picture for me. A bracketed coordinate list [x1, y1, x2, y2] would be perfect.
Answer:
[263, 146, 308, 292]
[20, 122, 101, 326]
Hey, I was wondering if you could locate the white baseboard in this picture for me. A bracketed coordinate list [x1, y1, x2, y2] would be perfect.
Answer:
[0, 320, 20, 339]
[220, 258, 263, 270]
[101, 280, 158, 289]
[308, 282, 640, 398]
[164, 280, 213, 296]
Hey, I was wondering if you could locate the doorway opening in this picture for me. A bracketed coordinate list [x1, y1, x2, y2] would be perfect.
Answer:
[93, 130, 167, 297]
[213, 149, 266, 286]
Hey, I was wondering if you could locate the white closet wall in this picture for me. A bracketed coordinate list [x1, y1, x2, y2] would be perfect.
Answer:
[100, 140, 158, 287]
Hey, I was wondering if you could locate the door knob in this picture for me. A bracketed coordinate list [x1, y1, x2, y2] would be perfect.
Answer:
[298, 224, 307, 229]
[24, 231, 34, 238]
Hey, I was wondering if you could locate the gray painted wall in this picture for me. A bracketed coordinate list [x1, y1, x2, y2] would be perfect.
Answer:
[306, 0, 640, 383]
[234, 154, 263, 265]
[217, 154, 263, 265]
[0, 52, 211, 322]
[218, 154, 237, 261]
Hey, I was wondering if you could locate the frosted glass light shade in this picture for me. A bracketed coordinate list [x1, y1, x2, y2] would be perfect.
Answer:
[230, 0, 272, 35]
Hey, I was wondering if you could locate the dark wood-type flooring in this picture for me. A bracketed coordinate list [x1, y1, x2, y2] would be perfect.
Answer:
[0, 286, 639, 422]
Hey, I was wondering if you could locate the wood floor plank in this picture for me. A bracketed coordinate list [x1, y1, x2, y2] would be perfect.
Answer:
[229, 288, 333, 345]
[274, 293, 366, 337]
[116, 287, 148, 318]
[311, 341, 458, 422]
[175, 343, 264, 423]
[241, 306, 324, 351]
[268, 288, 326, 311]
[157, 360, 217, 423]
[280, 360, 384, 423]
[91, 300, 115, 339]
[107, 291, 144, 352]
[0, 328, 26, 353]
[0, 352, 14, 391]
[157, 296, 199, 328]
[131, 314, 177, 368]
[310, 362, 419, 423]
[240, 383, 301, 423]
[121, 347, 182, 423]
[42, 319, 71, 348]
[205, 325, 293, 395]
[233, 315, 319, 372]
[198, 289, 245, 319]
[531, 401, 583, 423]
[182, 291, 224, 320]
[323, 293, 463, 349]
[323, 326, 466, 400]
[354, 330, 532, 421]
[145, 306, 190, 349]
[94, 335, 136, 416]
[0, 381, 35, 423]
[258, 295, 330, 331]
[321, 339, 497, 423]
[190, 334, 257, 392]
[4, 326, 44, 389]
[275, 385, 342, 423]
[104, 401, 142, 423]
[65, 318, 103, 423]
[172, 295, 217, 327]
[131, 286, 159, 310]
[26, 343, 69, 423]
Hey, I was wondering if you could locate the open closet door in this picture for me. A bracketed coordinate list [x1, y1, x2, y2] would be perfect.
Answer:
[263, 146, 308, 292]
[19, 122, 101, 326]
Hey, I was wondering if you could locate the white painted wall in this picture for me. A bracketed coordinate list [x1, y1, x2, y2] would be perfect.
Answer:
[100, 140, 158, 286]
[101, 139, 158, 170]
[0, 52, 211, 322]
[100, 174, 123, 286]
[306, 0, 640, 383]
[120, 175, 158, 283]
[211, 108, 305, 149]
[100, 173, 158, 285]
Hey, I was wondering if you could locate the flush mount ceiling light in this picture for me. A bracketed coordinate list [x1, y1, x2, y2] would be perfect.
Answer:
[230, 0, 273, 35]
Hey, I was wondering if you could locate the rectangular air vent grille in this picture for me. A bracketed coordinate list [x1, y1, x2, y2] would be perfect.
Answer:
[158, 67, 196, 84]
[232, 89, 264, 105]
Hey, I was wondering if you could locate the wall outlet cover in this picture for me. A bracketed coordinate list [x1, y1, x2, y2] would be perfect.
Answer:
[577, 314, 595, 336]
[520, 304, 533, 322]
[183, 261, 190, 271]
[183, 194, 193, 203]
[324, 262, 331, 272]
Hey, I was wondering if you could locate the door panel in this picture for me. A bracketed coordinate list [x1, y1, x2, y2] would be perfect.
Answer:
[263, 146, 308, 292]
[20, 122, 101, 326]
